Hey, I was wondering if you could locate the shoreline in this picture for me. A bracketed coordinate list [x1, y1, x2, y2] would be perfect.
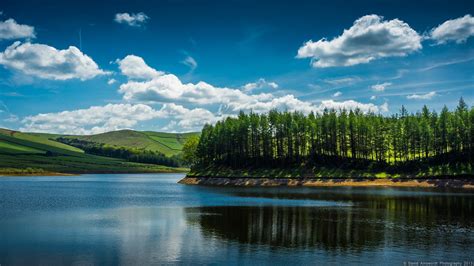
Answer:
[179, 177, 474, 189]
[0, 169, 189, 177]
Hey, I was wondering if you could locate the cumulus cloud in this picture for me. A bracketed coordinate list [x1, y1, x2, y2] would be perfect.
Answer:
[229, 94, 315, 114]
[370, 95, 376, 100]
[430, 15, 474, 44]
[242, 78, 279, 92]
[119, 73, 274, 110]
[116, 55, 388, 115]
[114, 12, 149, 27]
[333, 91, 342, 97]
[20, 103, 219, 134]
[0, 42, 108, 80]
[318, 99, 383, 113]
[406, 91, 437, 100]
[116, 55, 163, 80]
[371, 82, 392, 92]
[181, 56, 197, 72]
[21, 103, 162, 134]
[118, 72, 383, 115]
[0, 18, 35, 40]
[107, 78, 117, 85]
[159, 103, 222, 132]
[296, 14, 422, 67]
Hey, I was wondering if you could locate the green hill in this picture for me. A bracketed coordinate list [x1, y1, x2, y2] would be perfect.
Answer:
[60, 130, 199, 156]
[0, 129, 84, 155]
[0, 128, 190, 175]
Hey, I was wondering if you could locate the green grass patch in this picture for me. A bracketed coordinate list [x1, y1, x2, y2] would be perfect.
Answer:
[188, 163, 473, 179]
[0, 153, 188, 175]
[0, 140, 44, 154]
[61, 130, 199, 157]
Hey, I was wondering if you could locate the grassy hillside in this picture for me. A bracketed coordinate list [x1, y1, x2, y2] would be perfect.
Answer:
[0, 128, 188, 175]
[60, 130, 199, 156]
[0, 130, 84, 156]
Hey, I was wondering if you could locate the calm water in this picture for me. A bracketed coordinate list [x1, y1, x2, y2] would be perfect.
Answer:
[0, 174, 473, 265]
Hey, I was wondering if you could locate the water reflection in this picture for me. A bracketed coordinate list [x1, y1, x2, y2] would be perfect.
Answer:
[186, 189, 474, 253]
[1, 175, 473, 264]
[187, 206, 381, 251]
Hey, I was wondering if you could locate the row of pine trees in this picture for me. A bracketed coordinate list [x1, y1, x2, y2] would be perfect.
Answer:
[196, 99, 473, 168]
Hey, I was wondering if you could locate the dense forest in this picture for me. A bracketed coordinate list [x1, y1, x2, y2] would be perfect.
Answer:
[194, 99, 473, 170]
[57, 138, 182, 167]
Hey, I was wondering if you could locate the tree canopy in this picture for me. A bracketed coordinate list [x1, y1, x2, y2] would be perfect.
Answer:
[194, 98, 473, 169]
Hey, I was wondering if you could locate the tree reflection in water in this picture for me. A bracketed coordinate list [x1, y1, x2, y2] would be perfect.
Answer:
[185, 189, 474, 252]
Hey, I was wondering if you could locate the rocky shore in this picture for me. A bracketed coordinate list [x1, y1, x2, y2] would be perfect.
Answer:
[179, 177, 474, 189]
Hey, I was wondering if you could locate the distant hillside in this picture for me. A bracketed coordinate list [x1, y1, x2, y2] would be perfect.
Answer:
[0, 128, 84, 155]
[0, 128, 191, 175]
[58, 130, 199, 156]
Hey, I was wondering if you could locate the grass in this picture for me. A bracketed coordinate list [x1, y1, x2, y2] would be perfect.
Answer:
[0, 128, 188, 175]
[187, 163, 473, 179]
[0, 141, 44, 154]
[0, 129, 84, 153]
[61, 130, 199, 156]
[0, 154, 187, 175]
[0, 133, 83, 156]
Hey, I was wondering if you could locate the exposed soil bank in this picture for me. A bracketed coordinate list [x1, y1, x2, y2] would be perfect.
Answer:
[179, 177, 474, 189]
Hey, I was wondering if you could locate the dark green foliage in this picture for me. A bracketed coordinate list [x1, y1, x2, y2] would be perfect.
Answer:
[182, 135, 200, 166]
[195, 99, 473, 171]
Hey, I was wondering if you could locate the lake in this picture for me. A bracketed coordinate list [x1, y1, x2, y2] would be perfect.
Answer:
[0, 173, 473, 265]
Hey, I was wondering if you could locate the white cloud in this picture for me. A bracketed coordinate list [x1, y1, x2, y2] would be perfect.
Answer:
[119, 73, 274, 110]
[380, 102, 389, 112]
[297, 14, 422, 67]
[430, 15, 474, 44]
[323, 76, 360, 85]
[406, 91, 437, 100]
[118, 56, 277, 111]
[116, 55, 163, 80]
[181, 56, 197, 72]
[242, 78, 279, 92]
[0, 42, 108, 80]
[21, 103, 162, 134]
[4, 114, 18, 122]
[419, 57, 474, 72]
[0, 18, 35, 40]
[370, 95, 376, 100]
[371, 82, 392, 92]
[318, 99, 384, 113]
[117, 55, 388, 115]
[107, 78, 117, 85]
[20, 103, 219, 134]
[333, 91, 342, 97]
[159, 103, 222, 132]
[114, 12, 149, 27]
[227, 94, 315, 114]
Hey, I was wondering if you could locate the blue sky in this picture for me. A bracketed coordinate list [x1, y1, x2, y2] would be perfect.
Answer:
[0, 0, 473, 133]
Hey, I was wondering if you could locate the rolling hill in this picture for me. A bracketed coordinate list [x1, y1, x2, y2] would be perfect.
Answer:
[0, 128, 194, 175]
[58, 130, 199, 156]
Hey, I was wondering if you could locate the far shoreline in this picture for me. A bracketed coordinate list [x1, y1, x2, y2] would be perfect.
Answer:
[0, 169, 189, 177]
[179, 176, 474, 189]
